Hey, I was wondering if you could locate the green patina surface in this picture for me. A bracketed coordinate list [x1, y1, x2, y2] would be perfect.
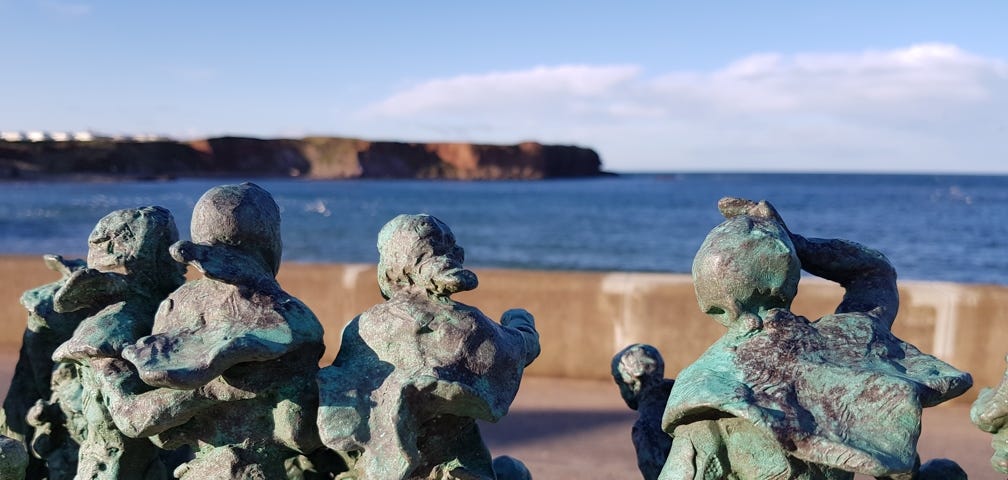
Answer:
[2, 255, 90, 479]
[318, 214, 539, 480]
[616, 198, 972, 480]
[9, 187, 982, 480]
[971, 356, 1008, 474]
[1, 186, 541, 479]
[40, 206, 186, 480]
[94, 183, 332, 479]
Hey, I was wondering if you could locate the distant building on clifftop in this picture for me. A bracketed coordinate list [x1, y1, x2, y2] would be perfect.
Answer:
[0, 131, 113, 142]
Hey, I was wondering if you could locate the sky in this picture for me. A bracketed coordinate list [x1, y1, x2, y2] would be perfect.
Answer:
[1, 1, 1006, 173]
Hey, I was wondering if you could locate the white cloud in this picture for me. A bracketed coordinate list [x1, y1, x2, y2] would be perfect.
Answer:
[38, 0, 92, 17]
[357, 44, 1008, 173]
[165, 66, 219, 83]
[365, 65, 640, 117]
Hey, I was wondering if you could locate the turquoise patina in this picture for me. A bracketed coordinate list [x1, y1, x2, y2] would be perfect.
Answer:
[971, 356, 1008, 474]
[91, 184, 333, 479]
[632, 198, 972, 479]
[49, 206, 186, 480]
[317, 214, 539, 480]
[2, 255, 91, 480]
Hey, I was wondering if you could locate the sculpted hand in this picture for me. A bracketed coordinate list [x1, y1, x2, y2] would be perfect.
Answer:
[500, 309, 535, 329]
[43, 253, 86, 279]
[52, 268, 130, 313]
[500, 309, 540, 366]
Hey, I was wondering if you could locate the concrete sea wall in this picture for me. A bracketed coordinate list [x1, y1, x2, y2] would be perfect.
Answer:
[2, 255, 1005, 404]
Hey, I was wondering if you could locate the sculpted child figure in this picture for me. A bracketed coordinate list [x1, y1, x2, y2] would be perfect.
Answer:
[317, 214, 540, 480]
[48, 206, 187, 479]
[91, 183, 328, 479]
[971, 358, 1008, 474]
[2, 254, 92, 479]
[612, 344, 674, 480]
[658, 198, 972, 480]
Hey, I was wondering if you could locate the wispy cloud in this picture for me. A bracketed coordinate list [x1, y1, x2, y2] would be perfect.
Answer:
[165, 66, 219, 83]
[365, 65, 641, 117]
[38, 0, 92, 17]
[358, 44, 1008, 172]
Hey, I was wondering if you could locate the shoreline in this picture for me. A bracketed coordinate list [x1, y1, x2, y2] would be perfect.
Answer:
[0, 172, 617, 183]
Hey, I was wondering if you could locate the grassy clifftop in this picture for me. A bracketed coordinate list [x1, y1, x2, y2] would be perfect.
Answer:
[0, 136, 605, 180]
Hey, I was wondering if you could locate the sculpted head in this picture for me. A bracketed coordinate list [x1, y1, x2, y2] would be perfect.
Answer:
[612, 343, 665, 410]
[377, 214, 478, 299]
[87, 206, 185, 297]
[692, 208, 800, 328]
[189, 182, 282, 276]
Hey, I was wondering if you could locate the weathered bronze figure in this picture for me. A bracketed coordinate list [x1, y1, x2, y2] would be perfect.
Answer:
[92, 183, 329, 478]
[612, 344, 674, 480]
[317, 214, 539, 480]
[50, 206, 185, 479]
[628, 198, 972, 479]
[971, 356, 1008, 474]
[2, 255, 91, 479]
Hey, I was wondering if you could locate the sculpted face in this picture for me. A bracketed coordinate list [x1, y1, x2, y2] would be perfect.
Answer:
[377, 214, 478, 298]
[86, 206, 185, 293]
[692, 215, 800, 328]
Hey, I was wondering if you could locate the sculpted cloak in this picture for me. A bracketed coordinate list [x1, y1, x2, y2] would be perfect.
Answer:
[662, 308, 972, 478]
[318, 294, 539, 479]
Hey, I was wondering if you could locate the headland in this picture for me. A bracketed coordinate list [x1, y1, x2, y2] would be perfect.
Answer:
[0, 136, 606, 181]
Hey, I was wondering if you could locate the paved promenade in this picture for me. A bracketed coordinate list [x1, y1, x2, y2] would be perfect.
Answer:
[483, 377, 998, 479]
[1, 351, 994, 479]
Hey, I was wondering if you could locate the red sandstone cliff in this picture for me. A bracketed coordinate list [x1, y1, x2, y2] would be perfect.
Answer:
[0, 136, 605, 180]
[293, 138, 603, 180]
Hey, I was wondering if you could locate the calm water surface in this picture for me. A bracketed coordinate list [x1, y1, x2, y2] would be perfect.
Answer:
[1, 174, 1005, 284]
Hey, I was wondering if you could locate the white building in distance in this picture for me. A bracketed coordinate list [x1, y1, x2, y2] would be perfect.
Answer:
[0, 131, 102, 142]
[25, 131, 48, 142]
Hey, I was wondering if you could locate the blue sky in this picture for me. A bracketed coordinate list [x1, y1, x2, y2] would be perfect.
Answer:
[2, 1, 1006, 173]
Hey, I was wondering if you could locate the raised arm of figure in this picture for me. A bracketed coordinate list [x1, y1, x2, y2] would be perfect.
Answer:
[790, 233, 898, 329]
[500, 308, 540, 367]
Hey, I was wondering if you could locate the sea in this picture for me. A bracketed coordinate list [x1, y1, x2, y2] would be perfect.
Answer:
[1, 173, 1006, 285]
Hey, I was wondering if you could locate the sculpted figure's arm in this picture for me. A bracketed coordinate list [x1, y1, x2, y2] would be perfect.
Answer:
[789, 234, 898, 328]
[499, 308, 540, 367]
[91, 358, 255, 438]
[974, 359, 1008, 434]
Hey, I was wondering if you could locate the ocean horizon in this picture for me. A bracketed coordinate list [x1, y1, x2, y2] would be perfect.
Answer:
[2, 172, 1005, 285]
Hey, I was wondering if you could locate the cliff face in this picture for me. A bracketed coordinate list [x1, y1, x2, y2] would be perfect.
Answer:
[0, 140, 212, 179]
[0, 136, 605, 180]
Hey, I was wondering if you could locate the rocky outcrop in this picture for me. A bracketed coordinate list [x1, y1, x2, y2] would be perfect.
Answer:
[0, 140, 212, 179]
[218, 137, 606, 180]
[0, 136, 605, 180]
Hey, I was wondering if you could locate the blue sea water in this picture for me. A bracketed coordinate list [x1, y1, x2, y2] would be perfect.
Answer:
[0, 173, 1006, 285]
